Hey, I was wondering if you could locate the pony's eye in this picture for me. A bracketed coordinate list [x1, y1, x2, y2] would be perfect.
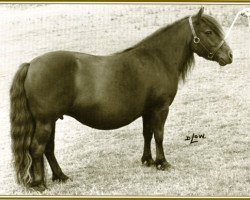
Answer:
[205, 30, 213, 35]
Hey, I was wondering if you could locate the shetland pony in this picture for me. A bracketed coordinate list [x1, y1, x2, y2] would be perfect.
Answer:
[10, 8, 232, 191]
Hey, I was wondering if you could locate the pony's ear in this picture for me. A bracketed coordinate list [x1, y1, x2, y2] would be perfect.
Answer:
[196, 6, 204, 24]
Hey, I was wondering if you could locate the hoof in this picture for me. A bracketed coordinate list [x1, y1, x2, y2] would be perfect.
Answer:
[31, 185, 47, 192]
[155, 160, 171, 171]
[141, 156, 155, 167]
[52, 173, 70, 182]
[28, 182, 47, 192]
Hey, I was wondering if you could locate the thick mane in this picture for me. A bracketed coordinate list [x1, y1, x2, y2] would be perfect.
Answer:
[119, 15, 195, 81]
[179, 52, 195, 82]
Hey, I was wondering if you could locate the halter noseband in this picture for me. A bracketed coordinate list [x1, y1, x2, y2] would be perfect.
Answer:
[189, 16, 225, 59]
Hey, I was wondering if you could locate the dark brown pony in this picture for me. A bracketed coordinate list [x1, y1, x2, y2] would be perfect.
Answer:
[10, 8, 233, 191]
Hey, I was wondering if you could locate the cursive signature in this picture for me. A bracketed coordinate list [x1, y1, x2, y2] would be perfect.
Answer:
[185, 133, 206, 144]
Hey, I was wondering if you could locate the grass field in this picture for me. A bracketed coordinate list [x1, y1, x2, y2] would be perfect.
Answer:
[0, 4, 249, 196]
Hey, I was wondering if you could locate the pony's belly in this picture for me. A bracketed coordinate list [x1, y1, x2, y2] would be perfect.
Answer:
[67, 106, 142, 130]
[77, 117, 138, 130]
[70, 113, 140, 130]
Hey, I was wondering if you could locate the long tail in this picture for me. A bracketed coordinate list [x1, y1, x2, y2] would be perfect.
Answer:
[10, 63, 34, 185]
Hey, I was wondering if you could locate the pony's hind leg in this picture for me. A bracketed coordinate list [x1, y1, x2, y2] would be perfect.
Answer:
[45, 123, 69, 182]
[29, 120, 53, 191]
[141, 114, 155, 166]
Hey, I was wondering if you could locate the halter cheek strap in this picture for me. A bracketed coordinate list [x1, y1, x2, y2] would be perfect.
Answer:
[189, 16, 200, 44]
[189, 16, 225, 59]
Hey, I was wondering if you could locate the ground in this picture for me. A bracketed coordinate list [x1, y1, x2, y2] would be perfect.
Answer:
[0, 4, 249, 196]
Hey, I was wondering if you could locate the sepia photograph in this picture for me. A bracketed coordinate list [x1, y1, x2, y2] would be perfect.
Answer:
[0, 2, 249, 196]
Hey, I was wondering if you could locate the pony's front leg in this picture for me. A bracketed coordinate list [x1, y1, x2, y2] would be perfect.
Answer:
[29, 120, 53, 192]
[151, 106, 171, 171]
[141, 114, 155, 166]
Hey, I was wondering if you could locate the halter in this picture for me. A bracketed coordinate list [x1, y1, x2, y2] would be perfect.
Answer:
[189, 16, 225, 59]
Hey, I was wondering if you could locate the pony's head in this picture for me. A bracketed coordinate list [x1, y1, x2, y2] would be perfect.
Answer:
[189, 7, 233, 66]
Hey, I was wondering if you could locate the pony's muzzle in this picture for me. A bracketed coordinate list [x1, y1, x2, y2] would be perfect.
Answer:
[218, 49, 233, 66]
[218, 50, 233, 66]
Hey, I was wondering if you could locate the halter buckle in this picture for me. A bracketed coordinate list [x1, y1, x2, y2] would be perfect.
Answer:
[208, 52, 214, 58]
[193, 37, 200, 44]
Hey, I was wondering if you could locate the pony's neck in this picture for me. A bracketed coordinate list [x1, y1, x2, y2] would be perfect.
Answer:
[138, 17, 194, 80]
